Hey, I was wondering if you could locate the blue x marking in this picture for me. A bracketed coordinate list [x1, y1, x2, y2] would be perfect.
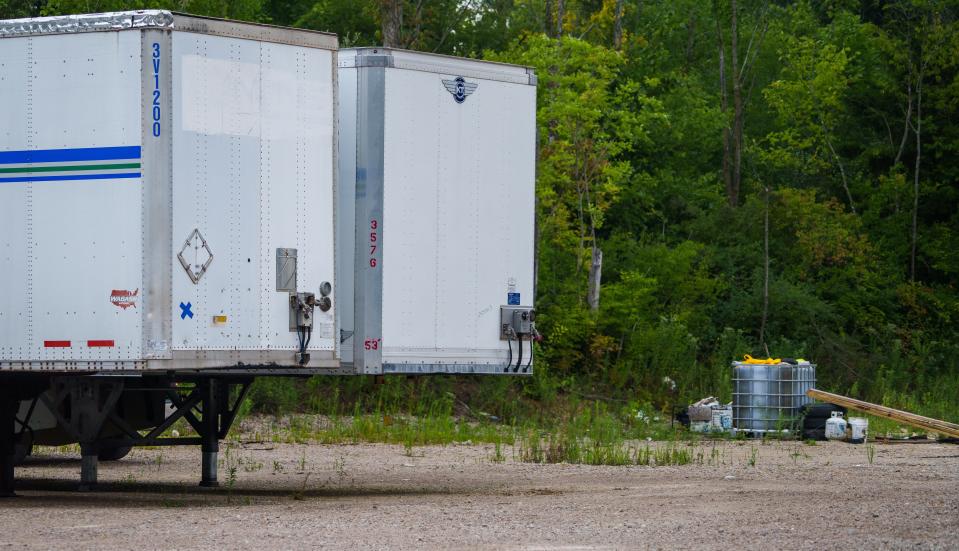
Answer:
[180, 302, 194, 320]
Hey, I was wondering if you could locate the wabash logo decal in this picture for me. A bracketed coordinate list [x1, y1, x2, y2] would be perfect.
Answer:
[110, 289, 138, 309]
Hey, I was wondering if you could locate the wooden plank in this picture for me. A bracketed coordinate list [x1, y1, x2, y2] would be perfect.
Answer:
[806, 388, 959, 439]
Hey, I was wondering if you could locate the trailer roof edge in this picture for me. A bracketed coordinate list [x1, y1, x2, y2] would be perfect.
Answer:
[340, 47, 536, 86]
[0, 10, 338, 50]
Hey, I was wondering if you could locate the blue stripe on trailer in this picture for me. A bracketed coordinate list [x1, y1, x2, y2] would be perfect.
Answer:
[0, 173, 141, 183]
[0, 146, 141, 165]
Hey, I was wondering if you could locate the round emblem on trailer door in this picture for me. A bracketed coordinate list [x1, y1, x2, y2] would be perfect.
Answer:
[442, 76, 478, 104]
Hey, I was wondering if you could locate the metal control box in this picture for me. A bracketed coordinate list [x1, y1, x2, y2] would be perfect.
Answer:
[337, 48, 538, 375]
[500, 306, 535, 339]
[0, 12, 339, 372]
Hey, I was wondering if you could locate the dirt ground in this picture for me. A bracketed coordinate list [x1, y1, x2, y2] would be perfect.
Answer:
[0, 438, 956, 550]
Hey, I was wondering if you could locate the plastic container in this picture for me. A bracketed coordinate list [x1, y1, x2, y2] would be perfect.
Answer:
[690, 421, 711, 433]
[732, 360, 816, 434]
[711, 406, 733, 431]
[825, 412, 847, 440]
[848, 417, 868, 444]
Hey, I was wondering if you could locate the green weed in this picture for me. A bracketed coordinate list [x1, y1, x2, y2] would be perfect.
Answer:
[490, 439, 506, 463]
[292, 472, 311, 501]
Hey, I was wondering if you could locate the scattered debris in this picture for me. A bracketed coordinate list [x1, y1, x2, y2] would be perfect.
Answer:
[686, 397, 732, 434]
[799, 403, 847, 441]
[807, 389, 959, 439]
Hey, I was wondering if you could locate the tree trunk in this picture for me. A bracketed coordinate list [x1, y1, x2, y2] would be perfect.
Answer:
[684, 16, 697, 70]
[556, 0, 565, 38]
[613, 0, 624, 49]
[380, 0, 403, 47]
[587, 247, 603, 312]
[716, 13, 733, 205]
[545, 0, 553, 37]
[759, 184, 770, 346]
[822, 122, 855, 214]
[910, 70, 922, 282]
[730, 0, 743, 207]
[895, 80, 912, 166]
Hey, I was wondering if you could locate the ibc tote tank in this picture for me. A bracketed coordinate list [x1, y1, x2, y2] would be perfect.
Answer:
[732, 357, 816, 434]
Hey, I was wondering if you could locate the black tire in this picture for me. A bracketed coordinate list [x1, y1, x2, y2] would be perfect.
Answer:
[800, 403, 847, 420]
[98, 445, 133, 461]
[12, 442, 32, 466]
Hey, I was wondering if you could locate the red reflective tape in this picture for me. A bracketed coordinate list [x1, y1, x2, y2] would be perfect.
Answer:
[87, 340, 115, 348]
[44, 340, 71, 348]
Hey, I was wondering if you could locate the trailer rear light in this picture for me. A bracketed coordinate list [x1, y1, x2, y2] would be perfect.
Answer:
[44, 340, 71, 348]
[87, 340, 115, 347]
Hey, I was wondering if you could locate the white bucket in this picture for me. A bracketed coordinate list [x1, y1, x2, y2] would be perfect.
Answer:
[848, 417, 868, 444]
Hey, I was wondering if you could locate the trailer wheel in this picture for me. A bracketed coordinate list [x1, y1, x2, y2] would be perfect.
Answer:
[12, 442, 31, 466]
[97, 445, 133, 461]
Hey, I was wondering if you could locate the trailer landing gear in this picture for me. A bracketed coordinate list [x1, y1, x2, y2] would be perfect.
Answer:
[199, 379, 219, 488]
[0, 400, 18, 497]
[37, 375, 251, 491]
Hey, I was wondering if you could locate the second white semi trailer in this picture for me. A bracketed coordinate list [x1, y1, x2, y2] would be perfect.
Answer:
[336, 47, 538, 376]
[0, 11, 537, 494]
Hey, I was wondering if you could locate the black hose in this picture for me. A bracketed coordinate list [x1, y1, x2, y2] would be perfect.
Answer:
[505, 334, 513, 373]
[524, 339, 533, 373]
[514, 334, 523, 373]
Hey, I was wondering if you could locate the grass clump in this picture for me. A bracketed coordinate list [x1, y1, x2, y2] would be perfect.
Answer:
[513, 402, 693, 466]
[516, 430, 693, 467]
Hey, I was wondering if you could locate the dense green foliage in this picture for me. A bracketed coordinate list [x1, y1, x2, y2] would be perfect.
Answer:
[4, 0, 957, 420]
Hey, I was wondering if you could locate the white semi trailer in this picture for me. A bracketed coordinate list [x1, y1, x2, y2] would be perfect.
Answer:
[0, 11, 537, 494]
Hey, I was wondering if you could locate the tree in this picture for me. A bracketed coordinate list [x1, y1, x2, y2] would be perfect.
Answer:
[714, 0, 769, 207]
[489, 35, 639, 373]
[380, 0, 402, 46]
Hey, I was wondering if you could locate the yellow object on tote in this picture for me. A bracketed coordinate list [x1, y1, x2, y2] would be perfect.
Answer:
[742, 354, 782, 364]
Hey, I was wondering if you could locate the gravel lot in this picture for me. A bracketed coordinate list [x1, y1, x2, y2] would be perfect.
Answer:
[0, 438, 956, 550]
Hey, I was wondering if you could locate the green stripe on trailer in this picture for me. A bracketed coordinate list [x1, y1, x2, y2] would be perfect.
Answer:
[0, 163, 141, 174]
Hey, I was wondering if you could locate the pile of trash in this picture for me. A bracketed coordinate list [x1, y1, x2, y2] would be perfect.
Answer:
[684, 396, 732, 434]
